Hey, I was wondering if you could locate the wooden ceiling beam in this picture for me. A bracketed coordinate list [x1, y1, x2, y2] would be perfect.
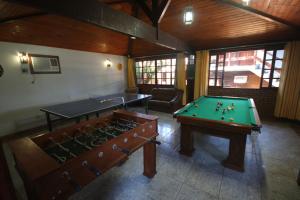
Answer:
[134, 0, 171, 25]
[127, 2, 139, 57]
[6, 0, 191, 52]
[0, 11, 47, 24]
[157, 0, 171, 23]
[218, 0, 300, 31]
[135, 0, 153, 23]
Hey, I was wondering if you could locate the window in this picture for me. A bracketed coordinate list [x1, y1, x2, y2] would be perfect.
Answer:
[209, 48, 284, 88]
[261, 49, 284, 88]
[135, 58, 176, 85]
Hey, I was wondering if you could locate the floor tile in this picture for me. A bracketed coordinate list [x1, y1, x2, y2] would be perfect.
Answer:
[176, 184, 218, 200]
[4, 107, 300, 200]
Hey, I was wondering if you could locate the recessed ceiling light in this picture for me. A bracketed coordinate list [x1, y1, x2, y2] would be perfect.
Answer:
[130, 36, 136, 39]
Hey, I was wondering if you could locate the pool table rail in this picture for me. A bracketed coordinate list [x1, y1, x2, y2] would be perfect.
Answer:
[174, 96, 262, 131]
[249, 98, 262, 131]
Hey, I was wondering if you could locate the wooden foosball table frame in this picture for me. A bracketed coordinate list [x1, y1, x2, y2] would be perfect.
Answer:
[9, 110, 159, 200]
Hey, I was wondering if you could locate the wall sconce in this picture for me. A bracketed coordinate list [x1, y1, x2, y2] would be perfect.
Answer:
[183, 6, 193, 25]
[18, 52, 29, 64]
[104, 59, 112, 68]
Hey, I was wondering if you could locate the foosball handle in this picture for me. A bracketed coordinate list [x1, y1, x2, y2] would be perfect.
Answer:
[151, 140, 161, 145]
[82, 161, 102, 177]
[89, 166, 101, 177]
[121, 148, 130, 156]
[62, 171, 81, 192]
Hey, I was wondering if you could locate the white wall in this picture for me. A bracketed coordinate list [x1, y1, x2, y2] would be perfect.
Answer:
[0, 42, 127, 136]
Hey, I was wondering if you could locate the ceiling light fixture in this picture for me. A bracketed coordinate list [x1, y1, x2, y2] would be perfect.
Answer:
[183, 6, 193, 25]
[242, 0, 251, 6]
[130, 36, 136, 40]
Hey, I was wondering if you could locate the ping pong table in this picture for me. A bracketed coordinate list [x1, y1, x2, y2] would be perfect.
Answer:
[40, 93, 152, 131]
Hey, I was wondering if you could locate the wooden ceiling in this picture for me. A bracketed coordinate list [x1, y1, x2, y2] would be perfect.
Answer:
[139, 0, 300, 49]
[0, 0, 299, 57]
[233, 0, 300, 26]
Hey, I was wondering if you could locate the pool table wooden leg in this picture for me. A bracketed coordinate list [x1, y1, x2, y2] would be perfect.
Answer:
[179, 124, 195, 156]
[222, 134, 247, 172]
[143, 140, 157, 178]
[297, 169, 300, 186]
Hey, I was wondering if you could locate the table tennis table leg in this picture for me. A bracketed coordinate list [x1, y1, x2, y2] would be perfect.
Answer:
[45, 113, 52, 132]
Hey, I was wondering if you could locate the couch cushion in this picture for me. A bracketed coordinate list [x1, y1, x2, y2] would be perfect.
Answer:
[151, 88, 177, 101]
[149, 100, 170, 107]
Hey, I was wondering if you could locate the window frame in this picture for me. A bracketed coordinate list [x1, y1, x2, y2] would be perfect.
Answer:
[135, 55, 177, 86]
[208, 45, 285, 89]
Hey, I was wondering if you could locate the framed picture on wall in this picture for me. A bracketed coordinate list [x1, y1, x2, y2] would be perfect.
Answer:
[29, 54, 61, 74]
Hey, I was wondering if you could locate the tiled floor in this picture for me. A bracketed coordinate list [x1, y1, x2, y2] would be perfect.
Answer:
[3, 107, 300, 200]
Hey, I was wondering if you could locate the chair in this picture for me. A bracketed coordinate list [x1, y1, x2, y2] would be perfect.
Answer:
[148, 88, 183, 113]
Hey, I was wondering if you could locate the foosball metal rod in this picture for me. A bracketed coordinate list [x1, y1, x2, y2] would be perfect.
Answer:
[133, 133, 161, 145]
[97, 128, 117, 138]
[100, 121, 127, 133]
[118, 118, 140, 126]
[62, 171, 81, 192]
[51, 153, 66, 163]
[49, 138, 77, 158]
[107, 125, 127, 133]
[63, 133, 92, 150]
[112, 144, 130, 156]
[73, 128, 92, 139]
[82, 160, 101, 177]
[112, 121, 135, 130]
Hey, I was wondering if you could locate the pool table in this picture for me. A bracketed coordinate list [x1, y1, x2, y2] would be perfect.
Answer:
[174, 96, 261, 172]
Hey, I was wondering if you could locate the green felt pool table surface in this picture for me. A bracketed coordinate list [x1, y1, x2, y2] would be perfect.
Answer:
[174, 96, 259, 127]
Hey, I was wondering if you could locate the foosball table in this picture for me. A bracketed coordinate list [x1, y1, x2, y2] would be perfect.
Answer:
[9, 110, 160, 200]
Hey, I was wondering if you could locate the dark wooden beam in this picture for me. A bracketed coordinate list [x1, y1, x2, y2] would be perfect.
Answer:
[127, 2, 139, 57]
[152, 0, 158, 26]
[102, 0, 128, 4]
[135, 0, 153, 23]
[157, 0, 171, 23]
[218, 0, 300, 31]
[6, 0, 191, 52]
[0, 12, 47, 24]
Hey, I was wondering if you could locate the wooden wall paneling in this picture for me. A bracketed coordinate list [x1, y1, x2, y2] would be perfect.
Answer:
[1, 0, 300, 56]
[131, 38, 177, 57]
[0, 15, 130, 55]
[6, 0, 191, 52]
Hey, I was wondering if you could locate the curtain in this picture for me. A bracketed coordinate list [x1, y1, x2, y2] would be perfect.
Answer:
[176, 53, 187, 105]
[194, 50, 209, 99]
[127, 58, 136, 89]
[274, 41, 300, 120]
